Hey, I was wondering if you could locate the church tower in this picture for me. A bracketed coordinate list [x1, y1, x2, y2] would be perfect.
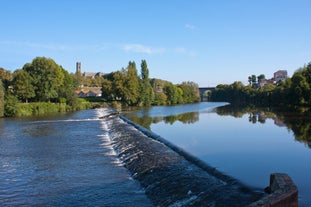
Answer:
[76, 62, 81, 75]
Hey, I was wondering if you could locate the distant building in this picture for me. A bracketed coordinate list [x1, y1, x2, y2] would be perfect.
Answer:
[274, 70, 287, 83]
[76, 62, 105, 79]
[96, 72, 105, 77]
[75, 88, 102, 97]
[76, 62, 81, 75]
[82, 72, 96, 79]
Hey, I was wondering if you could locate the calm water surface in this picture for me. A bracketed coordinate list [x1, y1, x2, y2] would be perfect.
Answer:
[125, 102, 311, 207]
[1, 103, 310, 206]
[0, 109, 152, 207]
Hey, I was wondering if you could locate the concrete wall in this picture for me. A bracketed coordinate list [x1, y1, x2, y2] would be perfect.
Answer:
[249, 173, 298, 207]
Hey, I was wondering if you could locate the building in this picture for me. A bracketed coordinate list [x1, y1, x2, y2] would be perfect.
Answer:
[76, 62, 105, 79]
[76, 62, 81, 75]
[274, 70, 287, 83]
[82, 72, 96, 79]
[75, 88, 102, 97]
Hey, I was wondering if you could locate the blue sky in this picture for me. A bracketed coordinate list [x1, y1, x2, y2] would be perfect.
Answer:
[1, 0, 310, 86]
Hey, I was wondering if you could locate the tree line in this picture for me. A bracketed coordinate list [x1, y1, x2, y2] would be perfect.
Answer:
[210, 61, 311, 108]
[101, 60, 200, 106]
[0, 57, 200, 117]
[0, 57, 90, 117]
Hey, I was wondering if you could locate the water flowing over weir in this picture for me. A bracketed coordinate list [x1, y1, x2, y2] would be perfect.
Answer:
[100, 109, 266, 207]
[99, 107, 299, 207]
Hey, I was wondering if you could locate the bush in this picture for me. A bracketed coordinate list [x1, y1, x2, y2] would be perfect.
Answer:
[4, 94, 19, 117]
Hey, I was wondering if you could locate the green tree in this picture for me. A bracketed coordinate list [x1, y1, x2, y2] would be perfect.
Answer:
[291, 73, 310, 105]
[140, 60, 153, 106]
[0, 67, 13, 90]
[0, 80, 4, 117]
[124, 61, 140, 105]
[164, 83, 179, 105]
[178, 81, 200, 103]
[4, 94, 19, 117]
[101, 78, 113, 101]
[57, 67, 76, 105]
[23, 57, 64, 102]
[257, 74, 265, 84]
[12, 69, 35, 103]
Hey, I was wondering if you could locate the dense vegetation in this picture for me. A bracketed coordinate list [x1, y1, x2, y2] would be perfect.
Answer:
[0, 57, 90, 117]
[210, 62, 311, 108]
[101, 60, 200, 106]
[0, 57, 200, 117]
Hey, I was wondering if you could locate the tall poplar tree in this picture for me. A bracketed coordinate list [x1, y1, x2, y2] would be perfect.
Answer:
[125, 61, 140, 105]
[140, 60, 154, 106]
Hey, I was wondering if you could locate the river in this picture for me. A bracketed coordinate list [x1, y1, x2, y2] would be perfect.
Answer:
[124, 102, 311, 207]
[0, 103, 310, 206]
[0, 109, 153, 207]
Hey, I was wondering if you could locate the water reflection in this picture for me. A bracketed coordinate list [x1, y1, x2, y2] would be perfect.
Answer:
[215, 105, 311, 148]
[126, 104, 311, 149]
[127, 112, 200, 130]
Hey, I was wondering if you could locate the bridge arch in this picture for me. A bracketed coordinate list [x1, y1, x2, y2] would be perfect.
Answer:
[199, 87, 215, 101]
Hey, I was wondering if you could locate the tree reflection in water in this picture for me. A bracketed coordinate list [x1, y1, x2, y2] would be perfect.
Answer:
[126, 111, 199, 130]
[215, 105, 311, 148]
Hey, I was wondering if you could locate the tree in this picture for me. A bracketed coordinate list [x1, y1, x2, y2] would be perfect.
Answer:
[101, 78, 113, 101]
[57, 67, 76, 104]
[0, 80, 4, 117]
[164, 83, 179, 105]
[12, 69, 35, 103]
[257, 74, 265, 83]
[140, 60, 154, 106]
[178, 81, 200, 103]
[0, 67, 13, 90]
[124, 61, 140, 105]
[23, 57, 64, 102]
[4, 94, 19, 117]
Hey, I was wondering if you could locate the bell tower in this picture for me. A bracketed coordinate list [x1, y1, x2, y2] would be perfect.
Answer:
[76, 62, 81, 75]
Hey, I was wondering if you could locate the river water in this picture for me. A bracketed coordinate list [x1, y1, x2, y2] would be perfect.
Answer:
[124, 102, 311, 207]
[1, 103, 310, 206]
[0, 109, 153, 207]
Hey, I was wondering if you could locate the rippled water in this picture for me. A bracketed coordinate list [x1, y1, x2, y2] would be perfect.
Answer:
[0, 109, 152, 207]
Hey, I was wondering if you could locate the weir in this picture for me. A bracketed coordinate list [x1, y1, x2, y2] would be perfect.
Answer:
[101, 109, 298, 207]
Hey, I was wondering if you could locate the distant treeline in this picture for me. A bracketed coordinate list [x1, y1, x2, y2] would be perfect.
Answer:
[210, 61, 311, 108]
[0, 57, 200, 117]
[101, 60, 200, 107]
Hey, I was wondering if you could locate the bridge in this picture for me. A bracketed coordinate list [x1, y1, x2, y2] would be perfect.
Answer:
[199, 87, 215, 101]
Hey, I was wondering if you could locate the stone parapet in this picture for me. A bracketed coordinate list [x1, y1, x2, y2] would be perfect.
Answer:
[249, 173, 298, 207]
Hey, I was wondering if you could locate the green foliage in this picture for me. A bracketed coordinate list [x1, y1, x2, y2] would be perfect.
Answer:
[4, 94, 19, 117]
[153, 92, 167, 105]
[101, 60, 200, 107]
[140, 60, 154, 106]
[178, 81, 200, 104]
[12, 69, 35, 102]
[0, 80, 4, 117]
[0, 67, 13, 90]
[16, 102, 60, 116]
[211, 61, 311, 107]
[124, 61, 140, 105]
[23, 57, 64, 102]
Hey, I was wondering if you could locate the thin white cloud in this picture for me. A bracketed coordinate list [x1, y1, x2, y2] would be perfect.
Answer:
[185, 24, 196, 30]
[122, 44, 165, 54]
[174, 47, 197, 57]
[0, 40, 72, 51]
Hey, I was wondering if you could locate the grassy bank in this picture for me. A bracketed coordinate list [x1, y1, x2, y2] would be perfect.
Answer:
[6, 98, 92, 117]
